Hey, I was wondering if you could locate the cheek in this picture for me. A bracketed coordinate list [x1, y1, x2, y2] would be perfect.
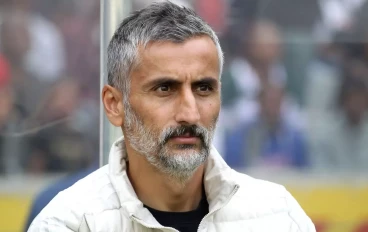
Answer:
[133, 99, 176, 128]
[199, 101, 220, 124]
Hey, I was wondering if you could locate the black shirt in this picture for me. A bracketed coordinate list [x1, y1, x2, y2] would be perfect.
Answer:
[145, 197, 209, 232]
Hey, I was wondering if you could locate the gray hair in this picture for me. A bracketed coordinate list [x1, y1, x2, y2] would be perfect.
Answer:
[107, 1, 223, 105]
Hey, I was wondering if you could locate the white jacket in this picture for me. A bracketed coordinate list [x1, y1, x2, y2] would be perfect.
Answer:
[28, 137, 315, 232]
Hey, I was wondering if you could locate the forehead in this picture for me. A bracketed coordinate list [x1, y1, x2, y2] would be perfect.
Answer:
[133, 36, 220, 78]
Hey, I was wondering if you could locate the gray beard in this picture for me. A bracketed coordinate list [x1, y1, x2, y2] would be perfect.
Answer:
[123, 103, 216, 184]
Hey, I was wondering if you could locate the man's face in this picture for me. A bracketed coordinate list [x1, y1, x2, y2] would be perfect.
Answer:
[247, 22, 282, 64]
[0, 17, 30, 64]
[123, 36, 221, 180]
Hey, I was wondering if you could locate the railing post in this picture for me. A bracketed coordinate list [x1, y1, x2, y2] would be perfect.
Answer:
[100, 0, 131, 167]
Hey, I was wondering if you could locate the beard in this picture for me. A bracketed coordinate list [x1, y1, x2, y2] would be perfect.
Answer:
[123, 103, 217, 183]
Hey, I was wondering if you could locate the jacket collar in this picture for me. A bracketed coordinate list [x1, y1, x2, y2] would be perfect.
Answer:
[108, 136, 239, 226]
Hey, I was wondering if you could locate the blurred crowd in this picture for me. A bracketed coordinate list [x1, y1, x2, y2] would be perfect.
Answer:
[207, 0, 368, 172]
[0, 0, 100, 175]
[1, 0, 368, 175]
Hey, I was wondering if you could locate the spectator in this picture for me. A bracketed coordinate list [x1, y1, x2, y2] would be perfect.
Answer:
[304, 32, 348, 113]
[0, 0, 66, 82]
[225, 84, 309, 170]
[0, 1, 99, 175]
[311, 73, 368, 171]
[233, 20, 285, 96]
[0, 10, 46, 120]
[226, 20, 291, 125]
[0, 13, 48, 174]
[303, 31, 350, 141]
[25, 78, 96, 173]
[43, 0, 100, 98]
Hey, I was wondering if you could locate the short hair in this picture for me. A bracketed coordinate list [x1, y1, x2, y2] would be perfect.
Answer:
[107, 1, 223, 105]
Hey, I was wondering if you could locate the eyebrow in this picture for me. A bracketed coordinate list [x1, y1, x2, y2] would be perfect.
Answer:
[142, 77, 181, 89]
[143, 76, 219, 89]
[192, 77, 219, 88]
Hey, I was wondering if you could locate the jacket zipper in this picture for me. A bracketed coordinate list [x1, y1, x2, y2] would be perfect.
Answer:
[197, 185, 240, 232]
[130, 215, 179, 232]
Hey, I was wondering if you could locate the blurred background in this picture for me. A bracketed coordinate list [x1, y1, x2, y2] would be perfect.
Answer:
[0, 0, 368, 231]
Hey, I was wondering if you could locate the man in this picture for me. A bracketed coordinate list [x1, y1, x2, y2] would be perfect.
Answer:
[311, 76, 368, 171]
[28, 2, 315, 231]
[225, 83, 309, 169]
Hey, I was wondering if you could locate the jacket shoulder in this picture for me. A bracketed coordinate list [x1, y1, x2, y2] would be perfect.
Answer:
[28, 165, 121, 231]
[230, 171, 316, 231]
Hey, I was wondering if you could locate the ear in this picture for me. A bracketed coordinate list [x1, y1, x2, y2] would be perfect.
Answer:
[102, 85, 124, 127]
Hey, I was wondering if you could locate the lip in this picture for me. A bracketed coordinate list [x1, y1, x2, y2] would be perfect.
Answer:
[170, 136, 199, 144]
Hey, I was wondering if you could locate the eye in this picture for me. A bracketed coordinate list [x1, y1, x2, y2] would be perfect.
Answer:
[156, 85, 170, 92]
[198, 84, 212, 92]
[196, 84, 213, 95]
[153, 84, 174, 97]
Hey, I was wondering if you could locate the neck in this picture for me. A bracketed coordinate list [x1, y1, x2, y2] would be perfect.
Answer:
[125, 142, 205, 212]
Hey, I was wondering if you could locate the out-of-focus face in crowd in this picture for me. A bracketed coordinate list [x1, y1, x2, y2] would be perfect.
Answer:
[246, 20, 282, 65]
[0, 13, 30, 65]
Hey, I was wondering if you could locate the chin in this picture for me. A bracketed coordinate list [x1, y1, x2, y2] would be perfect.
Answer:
[168, 148, 204, 158]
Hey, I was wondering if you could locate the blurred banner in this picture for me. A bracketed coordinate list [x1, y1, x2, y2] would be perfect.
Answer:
[290, 186, 368, 232]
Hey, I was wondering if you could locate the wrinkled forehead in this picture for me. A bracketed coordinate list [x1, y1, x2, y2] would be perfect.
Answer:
[135, 36, 221, 74]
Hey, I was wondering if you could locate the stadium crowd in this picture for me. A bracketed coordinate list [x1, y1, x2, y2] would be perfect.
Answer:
[0, 0, 368, 175]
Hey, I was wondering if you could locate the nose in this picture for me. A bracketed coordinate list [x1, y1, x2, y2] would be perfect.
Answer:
[174, 88, 200, 125]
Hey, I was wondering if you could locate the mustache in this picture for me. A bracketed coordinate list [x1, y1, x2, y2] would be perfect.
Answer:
[160, 125, 208, 145]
